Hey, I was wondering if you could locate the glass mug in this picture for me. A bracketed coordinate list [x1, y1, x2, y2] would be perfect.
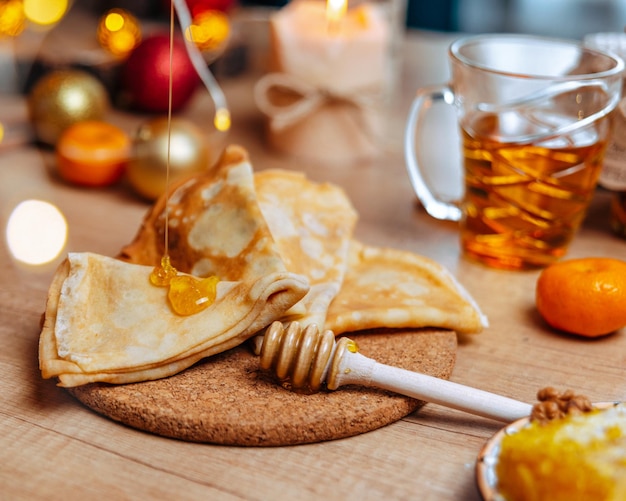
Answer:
[404, 34, 624, 270]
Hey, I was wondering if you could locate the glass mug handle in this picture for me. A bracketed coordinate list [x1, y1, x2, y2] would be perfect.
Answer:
[404, 85, 462, 222]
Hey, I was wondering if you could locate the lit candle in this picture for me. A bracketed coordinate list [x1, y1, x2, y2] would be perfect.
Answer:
[326, 0, 347, 33]
[259, 0, 392, 162]
[269, 0, 390, 94]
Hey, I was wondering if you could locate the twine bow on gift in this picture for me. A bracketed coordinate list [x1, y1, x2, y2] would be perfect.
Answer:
[253, 72, 383, 141]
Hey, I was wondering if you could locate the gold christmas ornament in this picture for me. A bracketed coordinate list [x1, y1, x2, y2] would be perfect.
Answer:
[127, 117, 211, 200]
[28, 69, 109, 146]
[97, 8, 142, 57]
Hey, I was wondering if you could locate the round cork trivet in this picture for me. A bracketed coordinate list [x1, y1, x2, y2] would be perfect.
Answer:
[68, 328, 457, 446]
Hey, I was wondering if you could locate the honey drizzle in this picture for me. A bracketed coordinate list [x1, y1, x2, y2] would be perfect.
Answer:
[164, 0, 174, 260]
[149, 1, 218, 316]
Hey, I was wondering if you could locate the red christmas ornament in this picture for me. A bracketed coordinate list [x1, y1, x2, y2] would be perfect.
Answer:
[162, 0, 235, 16]
[188, 0, 235, 14]
[120, 33, 200, 113]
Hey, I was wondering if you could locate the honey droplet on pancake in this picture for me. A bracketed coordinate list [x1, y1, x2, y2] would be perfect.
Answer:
[150, 255, 178, 286]
[150, 255, 219, 315]
[168, 275, 219, 316]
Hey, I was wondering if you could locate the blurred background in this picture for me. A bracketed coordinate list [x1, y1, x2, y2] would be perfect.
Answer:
[409, 0, 626, 38]
[73, 0, 626, 39]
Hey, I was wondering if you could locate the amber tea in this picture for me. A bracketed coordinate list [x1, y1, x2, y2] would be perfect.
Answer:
[460, 113, 608, 270]
[404, 34, 623, 270]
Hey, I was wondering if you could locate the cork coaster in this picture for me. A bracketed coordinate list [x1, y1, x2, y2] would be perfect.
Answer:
[68, 328, 457, 446]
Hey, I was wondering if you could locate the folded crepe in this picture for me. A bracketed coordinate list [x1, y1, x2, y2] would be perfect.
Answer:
[119, 146, 290, 284]
[40, 253, 308, 386]
[254, 169, 357, 328]
[326, 241, 488, 335]
[252, 171, 486, 335]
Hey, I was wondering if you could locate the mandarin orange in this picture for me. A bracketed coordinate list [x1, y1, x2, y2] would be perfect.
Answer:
[56, 120, 131, 187]
[536, 257, 626, 337]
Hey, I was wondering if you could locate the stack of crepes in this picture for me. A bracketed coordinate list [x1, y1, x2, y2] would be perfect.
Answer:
[39, 145, 487, 387]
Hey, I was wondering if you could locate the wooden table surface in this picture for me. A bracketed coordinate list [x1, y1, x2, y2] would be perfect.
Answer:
[2, 14, 626, 500]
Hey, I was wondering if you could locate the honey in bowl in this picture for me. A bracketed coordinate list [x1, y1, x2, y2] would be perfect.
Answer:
[478, 389, 626, 501]
[495, 403, 626, 501]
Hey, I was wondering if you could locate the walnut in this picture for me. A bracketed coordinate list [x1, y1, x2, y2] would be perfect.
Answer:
[530, 387, 593, 424]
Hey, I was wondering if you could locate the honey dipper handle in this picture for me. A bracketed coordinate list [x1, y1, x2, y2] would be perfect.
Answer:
[327, 339, 532, 423]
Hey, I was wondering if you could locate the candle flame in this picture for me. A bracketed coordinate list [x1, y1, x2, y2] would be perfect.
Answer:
[326, 0, 347, 29]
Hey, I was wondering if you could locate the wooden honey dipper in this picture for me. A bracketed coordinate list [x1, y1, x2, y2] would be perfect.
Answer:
[259, 321, 533, 423]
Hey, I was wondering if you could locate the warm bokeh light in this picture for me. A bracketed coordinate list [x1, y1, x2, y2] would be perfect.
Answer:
[185, 10, 229, 52]
[0, 0, 26, 37]
[97, 8, 142, 57]
[214, 107, 231, 132]
[6, 200, 68, 265]
[326, 0, 347, 25]
[0, 123, 5, 144]
[23, 0, 68, 26]
[105, 11, 125, 31]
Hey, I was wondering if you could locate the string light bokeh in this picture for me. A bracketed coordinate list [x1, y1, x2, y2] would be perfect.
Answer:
[97, 8, 142, 57]
[23, 0, 69, 26]
[185, 9, 230, 52]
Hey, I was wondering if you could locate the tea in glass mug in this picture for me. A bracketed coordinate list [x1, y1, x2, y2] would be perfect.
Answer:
[404, 34, 624, 270]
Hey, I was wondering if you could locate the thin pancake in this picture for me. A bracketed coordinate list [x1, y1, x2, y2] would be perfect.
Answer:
[119, 145, 288, 283]
[254, 169, 357, 328]
[325, 241, 488, 335]
[39, 253, 308, 386]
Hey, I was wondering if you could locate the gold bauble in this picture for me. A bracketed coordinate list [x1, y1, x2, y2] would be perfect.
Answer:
[127, 117, 210, 200]
[28, 69, 109, 146]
